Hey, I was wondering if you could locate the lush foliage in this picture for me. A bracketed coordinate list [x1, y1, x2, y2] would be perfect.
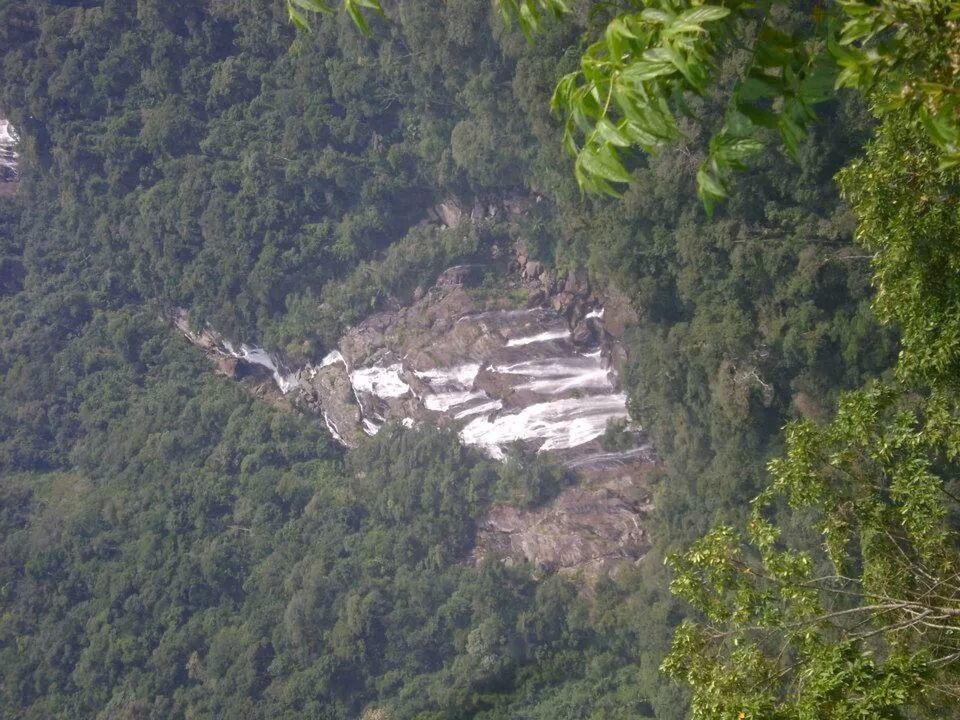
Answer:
[0, 0, 945, 717]
[547, 0, 960, 206]
[662, 56, 960, 720]
[286, 0, 383, 35]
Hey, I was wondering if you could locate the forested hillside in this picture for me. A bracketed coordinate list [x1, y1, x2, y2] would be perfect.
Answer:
[1, 0, 954, 718]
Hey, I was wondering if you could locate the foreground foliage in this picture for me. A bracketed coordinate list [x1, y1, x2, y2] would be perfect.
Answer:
[663, 76, 960, 720]
[547, 0, 960, 206]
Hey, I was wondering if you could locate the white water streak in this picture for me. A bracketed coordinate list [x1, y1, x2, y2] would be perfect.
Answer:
[460, 394, 628, 459]
[320, 350, 345, 368]
[350, 364, 410, 399]
[519, 367, 611, 394]
[505, 328, 570, 347]
[490, 355, 613, 394]
[424, 389, 488, 412]
[415, 364, 480, 387]
[0, 119, 18, 174]
[323, 412, 347, 445]
[222, 342, 300, 394]
[563, 445, 651, 470]
[454, 399, 503, 419]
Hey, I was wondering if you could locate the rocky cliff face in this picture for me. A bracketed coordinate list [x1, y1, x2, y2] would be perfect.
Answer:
[297, 263, 652, 473]
[176, 213, 656, 575]
[475, 475, 653, 574]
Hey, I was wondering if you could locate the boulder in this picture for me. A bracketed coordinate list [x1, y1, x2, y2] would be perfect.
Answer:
[527, 288, 547, 307]
[307, 363, 365, 447]
[552, 292, 573, 313]
[571, 320, 596, 347]
[435, 201, 463, 227]
[214, 356, 239, 378]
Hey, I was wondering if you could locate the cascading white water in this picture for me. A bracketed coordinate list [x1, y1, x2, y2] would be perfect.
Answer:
[505, 328, 571, 347]
[174, 314, 301, 394]
[222, 341, 300, 394]
[349, 364, 410, 399]
[459, 394, 629, 459]
[319, 350, 345, 368]
[0, 119, 18, 180]
[491, 353, 613, 394]
[181, 289, 644, 470]
[316, 301, 636, 465]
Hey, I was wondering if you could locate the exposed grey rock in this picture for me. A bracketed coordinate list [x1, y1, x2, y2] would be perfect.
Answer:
[474, 483, 652, 573]
[309, 362, 365, 447]
[552, 292, 573, 313]
[214, 356, 238, 378]
[571, 320, 597, 347]
[435, 201, 463, 228]
[178, 248, 656, 576]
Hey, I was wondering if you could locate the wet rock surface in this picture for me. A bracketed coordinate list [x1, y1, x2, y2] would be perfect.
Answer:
[174, 310, 300, 395]
[301, 282, 642, 469]
[297, 264, 656, 572]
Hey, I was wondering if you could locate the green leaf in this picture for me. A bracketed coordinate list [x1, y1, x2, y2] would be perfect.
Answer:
[345, 1, 372, 35]
[740, 71, 784, 101]
[550, 73, 579, 113]
[578, 143, 632, 185]
[594, 118, 632, 147]
[287, 2, 312, 31]
[620, 59, 677, 84]
[778, 112, 805, 160]
[621, 120, 662, 149]
[640, 8, 673, 25]
[676, 5, 731, 24]
[696, 165, 727, 199]
[919, 108, 960, 148]
[736, 101, 778, 129]
[290, 0, 332, 12]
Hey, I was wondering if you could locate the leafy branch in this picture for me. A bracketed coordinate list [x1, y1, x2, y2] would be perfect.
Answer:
[549, 0, 960, 209]
[286, 0, 383, 35]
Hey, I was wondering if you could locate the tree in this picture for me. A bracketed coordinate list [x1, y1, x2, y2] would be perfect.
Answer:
[663, 381, 960, 718]
[661, 104, 960, 718]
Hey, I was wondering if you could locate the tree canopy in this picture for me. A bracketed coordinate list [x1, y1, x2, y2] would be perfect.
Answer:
[0, 0, 957, 717]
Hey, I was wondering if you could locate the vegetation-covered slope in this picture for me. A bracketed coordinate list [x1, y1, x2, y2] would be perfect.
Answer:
[4, 0, 955, 718]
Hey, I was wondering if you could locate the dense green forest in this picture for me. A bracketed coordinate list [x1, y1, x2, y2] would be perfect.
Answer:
[0, 0, 957, 718]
